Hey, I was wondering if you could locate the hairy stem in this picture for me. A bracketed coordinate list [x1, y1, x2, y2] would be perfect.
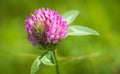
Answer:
[53, 50, 60, 74]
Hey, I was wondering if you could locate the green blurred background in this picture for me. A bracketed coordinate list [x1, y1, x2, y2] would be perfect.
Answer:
[0, 0, 120, 74]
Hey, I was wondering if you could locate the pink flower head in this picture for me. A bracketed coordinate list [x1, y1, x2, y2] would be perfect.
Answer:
[25, 8, 68, 49]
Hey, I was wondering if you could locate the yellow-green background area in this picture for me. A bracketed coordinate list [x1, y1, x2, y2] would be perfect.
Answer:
[0, 0, 120, 74]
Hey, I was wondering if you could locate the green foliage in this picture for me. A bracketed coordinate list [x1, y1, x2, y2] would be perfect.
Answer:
[63, 10, 99, 36]
[31, 51, 56, 74]
[41, 51, 56, 66]
[68, 26, 99, 36]
[31, 56, 41, 74]
[62, 10, 79, 25]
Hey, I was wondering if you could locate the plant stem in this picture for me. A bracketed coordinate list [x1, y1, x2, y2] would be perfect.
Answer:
[53, 50, 60, 74]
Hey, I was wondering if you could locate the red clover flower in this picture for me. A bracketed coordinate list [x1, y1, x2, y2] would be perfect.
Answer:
[25, 8, 99, 74]
[25, 8, 68, 49]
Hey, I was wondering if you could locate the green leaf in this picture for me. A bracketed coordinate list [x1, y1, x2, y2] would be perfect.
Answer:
[31, 56, 41, 74]
[41, 51, 56, 66]
[68, 26, 100, 36]
[62, 10, 79, 25]
[30, 51, 56, 74]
